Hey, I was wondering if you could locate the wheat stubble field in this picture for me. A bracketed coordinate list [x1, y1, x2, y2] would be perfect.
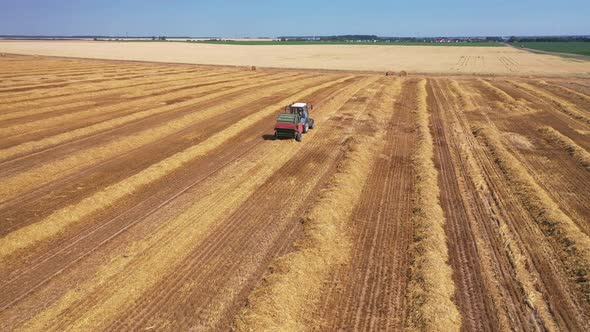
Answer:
[1, 40, 590, 76]
[0, 53, 590, 331]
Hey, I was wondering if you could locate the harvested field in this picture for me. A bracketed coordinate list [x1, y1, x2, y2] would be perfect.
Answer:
[1, 55, 590, 331]
[1, 40, 590, 76]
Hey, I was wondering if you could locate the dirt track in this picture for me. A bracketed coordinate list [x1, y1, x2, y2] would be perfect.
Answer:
[1, 55, 590, 331]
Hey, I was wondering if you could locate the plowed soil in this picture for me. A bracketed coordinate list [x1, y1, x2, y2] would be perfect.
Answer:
[1, 55, 590, 331]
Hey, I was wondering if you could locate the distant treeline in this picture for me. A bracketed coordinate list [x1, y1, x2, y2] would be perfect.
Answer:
[507, 36, 590, 43]
[3, 34, 589, 43]
[278, 35, 504, 42]
[0, 35, 194, 39]
[97, 36, 169, 41]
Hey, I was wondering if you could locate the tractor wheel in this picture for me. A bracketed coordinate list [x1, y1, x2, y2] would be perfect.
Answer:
[296, 132, 302, 142]
[303, 123, 309, 133]
[309, 119, 315, 129]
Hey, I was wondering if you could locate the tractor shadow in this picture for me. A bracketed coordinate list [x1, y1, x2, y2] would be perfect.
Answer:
[262, 134, 277, 141]
[262, 134, 297, 141]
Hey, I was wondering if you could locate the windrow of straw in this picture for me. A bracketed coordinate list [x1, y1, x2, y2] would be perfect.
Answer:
[448, 80, 475, 111]
[21, 76, 379, 331]
[0, 76, 353, 262]
[478, 79, 536, 114]
[512, 82, 590, 124]
[0, 68, 172, 101]
[0, 69, 247, 125]
[552, 83, 590, 104]
[473, 125, 590, 302]
[120, 71, 271, 99]
[22, 110, 313, 332]
[0, 71, 276, 138]
[235, 78, 395, 332]
[538, 126, 590, 170]
[0, 74, 332, 202]
[0, 66, 223, 107]
[23, 110, 313, 332]
[0, 62, 193, 90]
[0, 72, 306, 163]
[0, 101, 97, 123]
[447, 81, 557, 330]
[0, 68, 243, 119]
[478, 79, 515, 103]
[406, 80, 461, 331]
[0, 73, 124, 94]
[0, 61, 144, 79]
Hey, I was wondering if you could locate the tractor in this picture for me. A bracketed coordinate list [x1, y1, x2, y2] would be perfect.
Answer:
[274, 102, 315, 142]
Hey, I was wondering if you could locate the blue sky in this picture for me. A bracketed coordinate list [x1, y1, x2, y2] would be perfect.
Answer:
[1, 0, 588, 37]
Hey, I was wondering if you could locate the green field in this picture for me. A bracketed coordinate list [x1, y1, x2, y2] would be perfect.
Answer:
[517, 42, 590, 56]
[187, 40, 503, 47]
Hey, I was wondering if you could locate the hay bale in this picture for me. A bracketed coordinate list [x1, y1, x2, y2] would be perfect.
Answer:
[385, 71, 395, 76]
[251, 65, 257, 71]
[398, 70, 408, 77]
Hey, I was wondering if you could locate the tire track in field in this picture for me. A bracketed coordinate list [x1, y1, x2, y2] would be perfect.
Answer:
[0, 72, 306, 160]
[0, 72, 306, 167]
[472, 126, 590, 330]
[459, 81, 590, 329]
[539, 126, 590, 170]
[509, 129, 590, 237]
[236, 78, 396, 332]
[481, 79, 590, 150]
[0, 68, 171, 94]
[0, 68, 226, 116]
[109, 78, 386, 332]
[0, 76, 364, 290]
[0, 67, 225, 117]
[0, 62, 190, 88]
[0, 74, 338, 234]
[0, 101, 98, 124]
[427, 78, 498, 331]
[0, 66, 213, 106]
[469, 79, 590, 150]
[2, 77, 377, 331]
[0, 71, 244, 135]
[470, 80, 590, 237]
[2, 56, 588, 330]
[0, 76, 364, 319]
[444, 79, 543, 330]
[455, 83, 574, 330]
[312, 79, 419, 331]
[0, 71, 270, 141]
[0, 71, 294, 162]
[0, 64, 160, 85]
[0, 75, 352, 263]
[0, 65, 223, 108]
[531, 81, 590, 114]
[405, 80, 460, 331]
[0, 62, 143, 79]
[0, 73, 321, 197]
[0, 58, 153, 75]
[509, 81, 590, 126]
[555, 81, 590, 101]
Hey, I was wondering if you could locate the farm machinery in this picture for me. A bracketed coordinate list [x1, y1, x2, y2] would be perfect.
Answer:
[274, 102, 315, 142]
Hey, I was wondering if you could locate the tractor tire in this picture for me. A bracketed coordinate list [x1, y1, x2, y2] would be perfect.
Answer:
[309, 119, 315, 129]
[296, 132, 302, 142]
[303, 123, 309, 133]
